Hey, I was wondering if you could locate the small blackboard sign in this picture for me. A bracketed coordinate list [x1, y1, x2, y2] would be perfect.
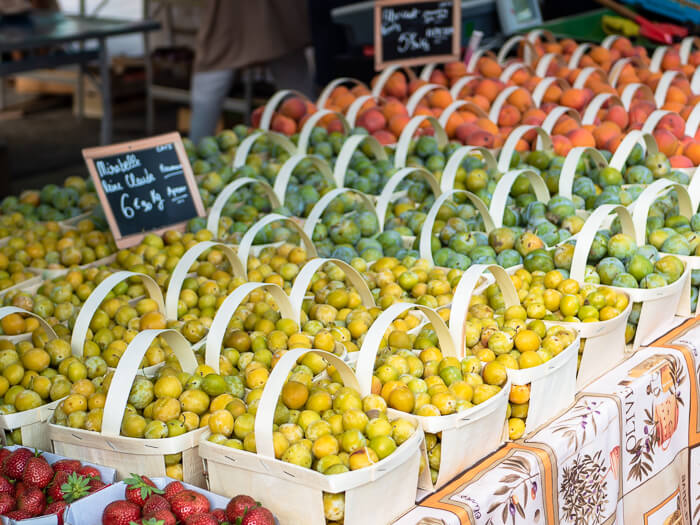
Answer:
[82, 132, 205, 248]
[374, 0, 461, 70]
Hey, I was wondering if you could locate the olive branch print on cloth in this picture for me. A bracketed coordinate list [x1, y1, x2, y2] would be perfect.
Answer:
[694, 479, 700, 525]
[560, 450, 609, 524]
[485, 455, 540, 525]
[550, 399, 603, 451]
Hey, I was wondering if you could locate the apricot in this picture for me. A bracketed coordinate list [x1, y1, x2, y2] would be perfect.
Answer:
[670, 155, 693, 168]
[508, 88, 533, 113]
[332, 92, 356, 112]
[280, 97, 307, 121]
[666, 85, 689, 106]
[384, 72, 408, 99]
[552, 116, 579, 136]
[478, 57, 502, 78]
[429, 69, 448, 86]
[471, 94, 491, 112]
[662, 101, 685, 114]
[498, 104, 522, 127]
[455, 123, 480, 143]
[654, 129, 680, 157]
[408, 78, 428, 95]
[445, 61, 468, 79]
[605, 105, 629, 130]
[593, 121, 622, 149]
[428, 88, 453, 109]
[542, 83, 563, 104]
[514, 138, 530, 152]
[351, 84, 370, 97]
[566, 128, 596, 148]
[443, 112, 465, 138]
[372, 129, 396, 145]
[476, 117, 500, 136]
[604, 134, 623, 153]
[510, 68, 531, 86]
[251, 106, 264, 128]
[552, 134, 573, 156]
[327, 118, 345, 134]
[661, 50, 681, 71]
[685, 141, 700, 165]
[657, 113, 685, 139]
[589, 46, 611, 65]
[271, 114, 297, 135]
[458, 110, 478, 124]
[357, 108, 387, 134]
[388, 114, 411, 137]
[465, 129, 496, 148]
[475, 78, 503, 102]
[561, 39, 578, 54]
[560, 88, 589, 112]
[628, 100, 656, 127]
[690, 50, 700, 66]
[382, 98, 409, 121]
[413, 106, 434, 127]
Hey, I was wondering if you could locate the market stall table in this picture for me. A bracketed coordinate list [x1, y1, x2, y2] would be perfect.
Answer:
[0, 11, 160, 144]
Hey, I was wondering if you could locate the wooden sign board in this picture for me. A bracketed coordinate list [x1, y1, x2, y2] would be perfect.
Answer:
[83, 132, 206, 249]
[374, 0, 461, 71]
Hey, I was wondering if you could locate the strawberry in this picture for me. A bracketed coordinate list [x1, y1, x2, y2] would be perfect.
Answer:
[211, 508, 226, 523]
[51, 459, 81, 475]
[13, 482, 26, 500]
[0, 449, 11, 466]
[163, 481, 185, 502]
[144, 508, 176, 525]
[169, 490, 210, 522]
[184, 512, 218, 525]
[4, 509, 32, 520]
[58, 472, 92, 503]
[142, 494, 170, 515]
[47, 471, 70, 502]
[241, 506, 275, 525]
[45, 500, 68, 525]
[140, 518, 166, 525]
[77, 465, 101, 479]
[22, 455, 54, 489]
[2, 448, 32, 480]
[102, 500, 141, 525]
[0, 492, 15, 514]
[124, 474, 162, 507]
[89, 478, 108, 493]
[0, 475, 15, 496]
[226, 495, 257, 522]
[16, 485, 45, 516]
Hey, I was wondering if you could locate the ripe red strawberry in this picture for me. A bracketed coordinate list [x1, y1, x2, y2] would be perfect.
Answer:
[45, 500, 68, 525]
[16, 485, 46, 516]
[226, 495, 257, 521]
[124, 474, 162, 507]
[211, 508, 226, 523]
[102, 500, 141, 525]
[77, 465, 101, 479]
[47, 470, 70, 502]
[89, 478, 108, 493]
[51, 459, 81, 475]
[184, 512, 218, 525]
[22, 456, 54, 489]
[163, 481, 185, 502]
[0, 492, 15, 513]
[2, 448, 33, 480]
[0, 449, 11, 466]
[170, 490, 210, 521]
[142, 494, 170, 515]
[0, 475, 15, 496]
[4, 509, 32, 520]
[241, 506, 275, 525]
[144, 508, 176, 525]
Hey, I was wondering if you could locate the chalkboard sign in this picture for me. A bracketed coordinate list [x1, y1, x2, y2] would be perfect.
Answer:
[374, 0, 461, 70]
[83, 132, 206, 248]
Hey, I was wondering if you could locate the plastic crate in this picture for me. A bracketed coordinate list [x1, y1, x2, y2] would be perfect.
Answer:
[623, 0, 700, 24]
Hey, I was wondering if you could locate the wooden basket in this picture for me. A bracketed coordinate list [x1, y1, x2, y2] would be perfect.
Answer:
[199, 348, 423, 525]
[49, 328, 207, 486]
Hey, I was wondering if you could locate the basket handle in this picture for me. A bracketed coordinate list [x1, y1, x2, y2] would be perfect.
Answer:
[344, 94, 385, 128]
[394, 116, 449, 169]
[406, 83, 445, 115]
[0, 306, 57, 341]
[316, 77, 367, 110]
[540, 106, 581, 137]
[205, 282, 295, 372]
[302, 188, 377, 242]
[631, 179, 694, 246]
[418, 189, 495, 265]
[206, 177, 281, 238]
[572, 67, 607, 89]
[296, 110, 350, 155]
[465, 49, 497, 73]
[164, 241, 244, 320]
[233, 131, 297, 169]
[449, 264, 519, 356]
[608, 131, 658, 172]
[619, 83, 655, 111]
[558, 146, 609, 200]
[497, 125, 553, 173]
[609, 56, 646, 86]
[489, 168, 550, 229]
[684, 103, 700, 138]
[500, 62, 533, 83]
[570, 204, 636, 282]
[237, 214, 317, 278]
[70, 271, 164, 357]
[438, 101, 489, 131]
[255, 348, 359, 459]
[101, 329, 197, 437]
[654, 71, 682, 108]
[497, 35, 537, 65]
[355, 302, 456, 397]
[487, 85, 520, 124]
[288, 258, 376, 322]
[531, 77, 570, 107]
[419, 63, 437, 81]
[440, 144, 498, 192]
[332, 135, 388, 188]
[679, 36, 700, 65]
[567, 43, 592, 68]
[581, 94, 624, 126]
[649, 46, 671, 74]
[259, 89, 310, 131]
[371, 65, 416, 98]
[375, 166, 441, 231]
[449, 75, 481, 99]
[273, 154, 335, 204]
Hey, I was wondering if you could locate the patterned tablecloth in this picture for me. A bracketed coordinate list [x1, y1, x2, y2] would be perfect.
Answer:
[394, 317, 700, 525]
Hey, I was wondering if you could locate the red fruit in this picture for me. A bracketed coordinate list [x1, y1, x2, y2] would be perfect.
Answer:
[226, 495, 257, 522]
[0, 449, 12, 466]
[45, 501, 68, 525]
[241, 507, 275, 525]
[143, 494, 170, 515]
[144, 509, 176, 525]
[89, 478, 108, 493]
[3, 448, 33, 480]
[184, 512, 218, 525]
[4, 509, 32, 521]
[163, 481, 185, 503]
[0, 475, 15, 496]
[17, 486, 46, 516]
[58, 472, 92, 503]
[14, 482, 26, 500]
[47, 471, 70, 502]
[211, 509, 226, 523]
[102, 500, 141, 525]
[0, 492, 15, 514]
[77, 465, 101, 480]
[170, 490, 210, 522]
[52, 460, 81, 475]
[124, 474, 162, 507]
[22, 456, 54, 489]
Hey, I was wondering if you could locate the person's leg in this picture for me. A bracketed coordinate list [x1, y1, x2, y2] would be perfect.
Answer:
[268, 48, 313, 98]
[189, 69, 235, 144]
